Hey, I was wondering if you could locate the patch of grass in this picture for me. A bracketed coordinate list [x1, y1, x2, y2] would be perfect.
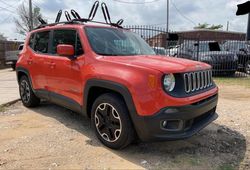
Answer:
[214, 77, 250, 88]
[188, 158, 201, 166]
[218, 164, 235, 170]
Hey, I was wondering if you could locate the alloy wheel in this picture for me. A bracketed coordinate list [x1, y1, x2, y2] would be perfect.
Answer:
[94, 103, 122, 143]
[20, 80, 31, 103]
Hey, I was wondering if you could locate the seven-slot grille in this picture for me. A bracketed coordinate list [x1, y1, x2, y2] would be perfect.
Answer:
[184, 70, 213, 93]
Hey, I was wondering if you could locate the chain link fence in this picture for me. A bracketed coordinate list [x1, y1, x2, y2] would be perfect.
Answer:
[126, 25, 250, 78]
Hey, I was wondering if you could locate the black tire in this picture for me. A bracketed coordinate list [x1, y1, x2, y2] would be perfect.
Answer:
[19, 76, 40, 107]
[91, 93, 135, 149]
[245, 60, 250, 75]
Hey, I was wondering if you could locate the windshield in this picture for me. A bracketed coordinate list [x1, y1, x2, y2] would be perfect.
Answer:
[85, 27, 155, 56]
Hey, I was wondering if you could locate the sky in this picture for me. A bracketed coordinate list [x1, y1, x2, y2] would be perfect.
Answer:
[0, 0, 248, 40]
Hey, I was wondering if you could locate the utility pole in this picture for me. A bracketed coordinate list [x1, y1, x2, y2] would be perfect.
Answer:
[247, 13, 250, 40]
[226, 21, 229, 31]
[166, 0, 169, 32]
[236, 1, 250, 40]
[29, 0, 33, 30]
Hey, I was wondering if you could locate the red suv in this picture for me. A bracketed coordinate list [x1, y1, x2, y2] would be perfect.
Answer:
[16, 23, 218, 149]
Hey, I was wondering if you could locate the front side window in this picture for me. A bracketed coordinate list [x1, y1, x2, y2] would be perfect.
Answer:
[85, 27, 155, 56]
[52, 29, 83, 56]
[34, 31, 50, 53]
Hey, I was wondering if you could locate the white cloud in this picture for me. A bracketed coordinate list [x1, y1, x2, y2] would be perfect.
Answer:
[0, 0, 249, 40]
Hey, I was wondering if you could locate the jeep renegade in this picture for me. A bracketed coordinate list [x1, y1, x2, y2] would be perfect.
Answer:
[16, 9, 218, 150]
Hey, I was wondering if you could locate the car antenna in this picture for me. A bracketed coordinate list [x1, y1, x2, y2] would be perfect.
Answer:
[55, 10, 62, 23]
[38, 16, 47, 25]
[71, 9, 81, 19]
[65, 11, 72, 21]
[88, 1, 99, 21]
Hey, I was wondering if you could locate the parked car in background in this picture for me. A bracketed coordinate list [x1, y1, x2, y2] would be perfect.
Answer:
[177, 41, 238, 76]
[5, 44, 24, 70]
[222, 41, 250, 74]
[152, 47, 166, 55]
[166, 45, 179, 56]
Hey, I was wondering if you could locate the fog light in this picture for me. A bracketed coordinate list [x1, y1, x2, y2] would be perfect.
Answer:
[161, 120, 183, 131]
[162, 120, 167, 127]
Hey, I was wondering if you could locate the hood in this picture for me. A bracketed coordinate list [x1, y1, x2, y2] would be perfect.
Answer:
[99, 55, 211, 73]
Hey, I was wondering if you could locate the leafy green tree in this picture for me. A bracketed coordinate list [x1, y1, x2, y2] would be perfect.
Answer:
[14, 3, 43, 35]
[194, 23, 223, 30]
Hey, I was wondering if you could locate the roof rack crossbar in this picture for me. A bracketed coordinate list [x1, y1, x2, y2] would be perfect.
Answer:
[35, 1, 125, 30]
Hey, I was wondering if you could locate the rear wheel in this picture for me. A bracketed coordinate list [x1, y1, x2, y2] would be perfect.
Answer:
[19, 76, 40, 107]
[245, 60, 250, 74]
[91, 93, 135, 149]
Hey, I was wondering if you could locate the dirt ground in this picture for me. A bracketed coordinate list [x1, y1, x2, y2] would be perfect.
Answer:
[0, 83, 250, 170]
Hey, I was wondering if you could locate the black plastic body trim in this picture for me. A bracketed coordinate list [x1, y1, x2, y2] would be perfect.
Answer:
[133, 94, 218, 141]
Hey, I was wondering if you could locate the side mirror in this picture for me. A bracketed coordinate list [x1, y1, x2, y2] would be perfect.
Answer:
[57, 44, 75, 59]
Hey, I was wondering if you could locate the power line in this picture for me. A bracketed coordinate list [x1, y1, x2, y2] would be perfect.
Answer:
[0, 0, 17, 10]
[112, 0, 161, 4]
[0, 6, 16, 13]
[170, 0, 196, 26]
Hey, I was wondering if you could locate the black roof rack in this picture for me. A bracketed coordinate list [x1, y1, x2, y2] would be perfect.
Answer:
[35, 1, 124, 30]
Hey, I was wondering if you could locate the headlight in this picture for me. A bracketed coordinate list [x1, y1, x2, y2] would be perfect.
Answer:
[163, 74, 175, 92]
[200, 56, 212, 61]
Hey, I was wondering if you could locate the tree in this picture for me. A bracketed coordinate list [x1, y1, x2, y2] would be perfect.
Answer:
[0, 33, 7, 41]
[194, 23, 223, 30]
[14, 3, 43, 35]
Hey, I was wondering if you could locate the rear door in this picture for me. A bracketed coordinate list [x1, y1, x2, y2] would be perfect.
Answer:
[28, 31, 50, 96]
[46, 29, 84, 110]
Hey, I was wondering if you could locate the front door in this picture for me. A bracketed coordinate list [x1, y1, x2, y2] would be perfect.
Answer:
[46, 29, 84, 111]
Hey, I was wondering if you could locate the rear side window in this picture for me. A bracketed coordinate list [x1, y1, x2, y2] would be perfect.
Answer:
[52, 29, 84, 56]
[34, 31, 50, 54]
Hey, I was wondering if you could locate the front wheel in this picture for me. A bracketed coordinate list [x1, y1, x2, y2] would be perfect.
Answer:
[91, 93, 135, 149]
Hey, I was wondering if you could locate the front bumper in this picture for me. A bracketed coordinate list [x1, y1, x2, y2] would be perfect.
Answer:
[133, 94, 218, 141]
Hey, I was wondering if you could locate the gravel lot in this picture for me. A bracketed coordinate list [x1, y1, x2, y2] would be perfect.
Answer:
[0, 82, 250, 170]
